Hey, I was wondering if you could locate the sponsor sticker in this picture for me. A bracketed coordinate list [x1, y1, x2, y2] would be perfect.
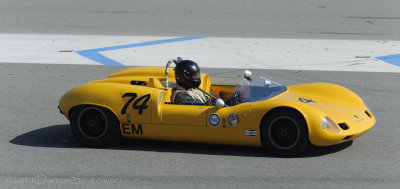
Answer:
[227, 112, 240, 127]
[354, 114, 364, 122]
[245, 130, 258, 136]
[222, 118, 226, 127]
[298, 98, 316, 103]
[208, 113, 220, 127]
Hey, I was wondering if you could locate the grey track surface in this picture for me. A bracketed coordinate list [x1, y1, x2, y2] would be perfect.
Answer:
[1, 63, 400, 188]
[1, 0, 400, 40]
[1, 0, 400, 188]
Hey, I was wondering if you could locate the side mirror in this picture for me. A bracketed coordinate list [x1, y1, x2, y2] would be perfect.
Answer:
[215, 98, 225, 108]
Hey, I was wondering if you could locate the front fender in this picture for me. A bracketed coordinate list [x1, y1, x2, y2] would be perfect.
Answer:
[253, 100, 326, 141]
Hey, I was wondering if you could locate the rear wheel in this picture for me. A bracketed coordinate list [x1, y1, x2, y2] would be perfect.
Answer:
[261, 109, 309, 157]
[70, 106, 121, 147]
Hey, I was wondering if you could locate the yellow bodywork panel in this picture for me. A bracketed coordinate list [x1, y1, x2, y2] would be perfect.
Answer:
[59, 66, 375, 147]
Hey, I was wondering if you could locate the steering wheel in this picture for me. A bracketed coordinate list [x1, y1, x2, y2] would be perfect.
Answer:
[226, 90, 242, 106]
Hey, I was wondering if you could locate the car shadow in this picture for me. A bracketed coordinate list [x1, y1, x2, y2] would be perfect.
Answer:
[10, 124, 353, 158]
[301, 140, 353, 157]
[9, 124, 81, 148]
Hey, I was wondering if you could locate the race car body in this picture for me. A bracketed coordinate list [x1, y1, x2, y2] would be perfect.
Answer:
[59, 65, 375, 156]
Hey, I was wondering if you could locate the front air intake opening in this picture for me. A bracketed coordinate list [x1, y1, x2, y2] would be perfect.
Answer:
[338, 123, 349, 130]
[365, 110, 372, 118]
[343, 135, 353, 140]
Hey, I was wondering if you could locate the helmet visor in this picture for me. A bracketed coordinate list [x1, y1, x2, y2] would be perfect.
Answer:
[191, 72, 200, 80]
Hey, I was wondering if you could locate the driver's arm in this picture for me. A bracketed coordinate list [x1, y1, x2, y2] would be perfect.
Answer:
[174, 92, 205, 104]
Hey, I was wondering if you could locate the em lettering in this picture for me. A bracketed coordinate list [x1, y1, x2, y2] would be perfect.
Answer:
[122, 123, 143, 135]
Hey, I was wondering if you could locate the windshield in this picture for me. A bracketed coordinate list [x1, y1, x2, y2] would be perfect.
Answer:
[230, 76, 287, 104]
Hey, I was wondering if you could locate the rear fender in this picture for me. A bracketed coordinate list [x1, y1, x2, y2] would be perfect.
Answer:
[59, 83, 155, 122]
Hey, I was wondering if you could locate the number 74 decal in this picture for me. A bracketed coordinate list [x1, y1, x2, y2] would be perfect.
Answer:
[121, 93, 151, 115]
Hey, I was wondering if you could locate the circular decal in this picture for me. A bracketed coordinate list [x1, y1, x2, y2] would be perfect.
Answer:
[208, 113, 220, 127]
[227, 112, 239, 127]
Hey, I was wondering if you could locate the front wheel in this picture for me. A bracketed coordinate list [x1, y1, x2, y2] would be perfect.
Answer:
[261, 109, 309, 157]
[70, 106, 121, 147]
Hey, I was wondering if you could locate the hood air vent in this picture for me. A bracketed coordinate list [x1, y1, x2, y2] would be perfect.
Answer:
[338, 123, 349, 130]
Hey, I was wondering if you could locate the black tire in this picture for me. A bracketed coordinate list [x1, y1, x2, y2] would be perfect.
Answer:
[70, 106, 121, 147]
[261, 109, 309, 157]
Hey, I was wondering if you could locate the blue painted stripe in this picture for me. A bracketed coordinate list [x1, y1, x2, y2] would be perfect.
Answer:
[376, 54, 400, 67]
[76, 36, 206, 66]
[76, 50, 124, 66]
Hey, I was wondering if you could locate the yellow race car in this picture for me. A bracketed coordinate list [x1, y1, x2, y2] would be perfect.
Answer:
[59, 60, 375, 157]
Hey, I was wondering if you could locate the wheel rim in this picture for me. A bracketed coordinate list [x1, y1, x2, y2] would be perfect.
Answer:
[77, 107, 108, 139]
[268, 116, 300, 150]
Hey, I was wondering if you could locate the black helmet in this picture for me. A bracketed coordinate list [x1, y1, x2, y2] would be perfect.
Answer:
[175, 60, 201, 89]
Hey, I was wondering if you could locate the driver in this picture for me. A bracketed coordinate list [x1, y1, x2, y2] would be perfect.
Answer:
[172, 60, 210, 104]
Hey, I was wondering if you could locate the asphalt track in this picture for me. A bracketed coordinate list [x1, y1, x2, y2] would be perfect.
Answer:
[1, 0, 400, 40]
[1, 63, 399, 188]
[1, 0, 400, 188]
